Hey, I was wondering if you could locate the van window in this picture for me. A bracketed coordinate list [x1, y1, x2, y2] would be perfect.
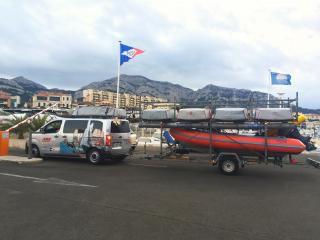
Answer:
[44, 120, 62, 134]
[90, 120, 103, 137]
[63, 120, 88, 134]
[111, 120, 130, 133]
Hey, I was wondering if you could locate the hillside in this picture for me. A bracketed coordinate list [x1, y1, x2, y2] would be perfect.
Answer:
[0, 76, 47, 104]
[81, 74, 272, 104]
[0, 74, 318, 114]
[81, 74, 194, 101]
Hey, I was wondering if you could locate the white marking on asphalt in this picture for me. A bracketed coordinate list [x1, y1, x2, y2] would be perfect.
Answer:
[0, 172, 45, 181]
[34, 178, 97, 188]
[128, 163, 168, 168]
[0, 172, 97, 188]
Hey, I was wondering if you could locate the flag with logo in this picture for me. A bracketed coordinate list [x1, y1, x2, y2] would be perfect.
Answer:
[120, 43, 144, 65]
[270, 72, 291, 85]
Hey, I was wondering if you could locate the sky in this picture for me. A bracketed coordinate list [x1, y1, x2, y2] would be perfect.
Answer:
[0, 0, 319, 108]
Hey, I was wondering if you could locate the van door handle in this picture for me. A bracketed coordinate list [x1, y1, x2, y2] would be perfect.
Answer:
[118, 136, 122, 138]
[54, 135, 59, 138]
[62, 136, 67, 138]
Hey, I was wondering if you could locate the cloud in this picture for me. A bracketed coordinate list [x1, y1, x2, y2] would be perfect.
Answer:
[0, 0, 319, 108]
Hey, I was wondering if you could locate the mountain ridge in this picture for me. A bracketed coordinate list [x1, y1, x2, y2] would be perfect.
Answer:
[81, 74, 272, 103]
[0, 74, 319, 114]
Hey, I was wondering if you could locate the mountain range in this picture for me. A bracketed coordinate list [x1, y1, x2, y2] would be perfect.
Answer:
[81, 74, 272, 103]
[0, 76, 72, 104]
[0, 75, 319, 114]
[0, 76, 46, 103]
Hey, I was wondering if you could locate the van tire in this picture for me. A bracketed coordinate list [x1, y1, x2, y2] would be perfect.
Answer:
[87, 148, 103, 165]
[25, 144, 40, 158]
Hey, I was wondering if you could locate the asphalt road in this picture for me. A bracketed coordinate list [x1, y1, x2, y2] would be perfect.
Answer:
[0, 156, 320, 240]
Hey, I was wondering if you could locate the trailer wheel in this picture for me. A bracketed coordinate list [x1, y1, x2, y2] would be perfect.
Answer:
[219, 157, 239, 175]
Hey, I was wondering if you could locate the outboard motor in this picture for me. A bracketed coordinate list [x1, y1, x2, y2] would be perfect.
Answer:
[285, 127, 316, 151]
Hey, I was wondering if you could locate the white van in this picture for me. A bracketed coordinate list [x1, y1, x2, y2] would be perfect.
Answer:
[26, 118, 131, 164]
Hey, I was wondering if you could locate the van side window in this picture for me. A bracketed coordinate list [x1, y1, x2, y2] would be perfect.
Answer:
[44, 120, 62, 134]
[90, 121, 103, 137]
[63, 120, 88, 134]
[111, 121, 130, 133]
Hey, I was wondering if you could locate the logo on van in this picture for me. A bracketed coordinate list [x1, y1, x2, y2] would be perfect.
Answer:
[42, 137, 51, 142]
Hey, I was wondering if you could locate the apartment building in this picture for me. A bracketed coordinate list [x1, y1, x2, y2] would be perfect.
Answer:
[32, 91, 72, 108]
[75, 89, 167, 108]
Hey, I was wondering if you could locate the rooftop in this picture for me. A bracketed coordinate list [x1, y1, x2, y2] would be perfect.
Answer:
[35, 91, 71, 97]
[0, 90, 11, 99]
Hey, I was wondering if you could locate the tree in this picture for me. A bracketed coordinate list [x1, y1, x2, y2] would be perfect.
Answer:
[1, 115, 50, 139]
[2, 116, 29, 139]
[30, 115, 48, 131]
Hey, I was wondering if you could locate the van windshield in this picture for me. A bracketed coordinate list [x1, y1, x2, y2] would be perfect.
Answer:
[111, 120, 130, 133]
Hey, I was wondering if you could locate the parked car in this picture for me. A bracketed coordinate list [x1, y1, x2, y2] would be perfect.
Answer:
[25, 117, 131, 164]
[137, 130, 167, 147]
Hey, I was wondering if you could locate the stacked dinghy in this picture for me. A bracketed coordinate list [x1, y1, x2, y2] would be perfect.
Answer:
[141, 107, 294, 123]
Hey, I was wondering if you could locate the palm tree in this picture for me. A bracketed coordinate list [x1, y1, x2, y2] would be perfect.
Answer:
[2, 116, 29, 139]
[1, 115, 50, 139]
[30, 115, 48, 132]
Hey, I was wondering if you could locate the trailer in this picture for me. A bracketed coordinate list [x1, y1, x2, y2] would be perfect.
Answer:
[137, 92, 316, 175]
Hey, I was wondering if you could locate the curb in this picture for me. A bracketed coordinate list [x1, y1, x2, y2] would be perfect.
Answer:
[0, 156, 43, 164]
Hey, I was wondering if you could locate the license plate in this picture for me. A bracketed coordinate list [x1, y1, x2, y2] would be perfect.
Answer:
[113, 142, 122, 147]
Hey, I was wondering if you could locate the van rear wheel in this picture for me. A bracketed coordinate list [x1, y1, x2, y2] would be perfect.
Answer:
[87, 148, 103, 165]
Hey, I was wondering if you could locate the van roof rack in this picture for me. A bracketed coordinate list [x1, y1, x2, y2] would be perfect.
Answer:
[66, 115, 126, 119]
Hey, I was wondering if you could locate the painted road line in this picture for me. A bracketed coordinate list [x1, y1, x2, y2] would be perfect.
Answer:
[0, 172, 45, 181]
[34, 178, 98, 188]
[0, 172, 98, 188]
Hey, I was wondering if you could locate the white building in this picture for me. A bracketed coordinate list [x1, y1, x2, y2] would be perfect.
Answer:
[32, 91, 72, 108]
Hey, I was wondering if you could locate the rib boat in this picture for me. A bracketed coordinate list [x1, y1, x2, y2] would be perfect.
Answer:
[170, 128, 306, 155]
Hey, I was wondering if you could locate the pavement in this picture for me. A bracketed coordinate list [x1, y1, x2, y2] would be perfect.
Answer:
[0, 155, 42, 163]
[0, 148, 320, 240]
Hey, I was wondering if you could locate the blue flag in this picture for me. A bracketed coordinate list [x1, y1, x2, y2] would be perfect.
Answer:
[271, 72, 291, 85]
[120, 43, 144, 65]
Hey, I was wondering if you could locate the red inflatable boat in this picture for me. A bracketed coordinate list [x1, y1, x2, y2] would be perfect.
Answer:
[170, 128, 306, 154]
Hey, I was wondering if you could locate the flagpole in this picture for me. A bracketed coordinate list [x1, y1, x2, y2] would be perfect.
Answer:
[116, 40, 121, 108]
[267, 69, 271, 108]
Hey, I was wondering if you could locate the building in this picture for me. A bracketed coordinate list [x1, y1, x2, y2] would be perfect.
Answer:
[32, 91, 72, 108]
[75, 89, 116, 106]
[0, 91, 11, 108]
[10, 96, 21, 108]
[75, 89, 167, 109]
[304, 114, 320, 121]
[0, 91, 21, 108]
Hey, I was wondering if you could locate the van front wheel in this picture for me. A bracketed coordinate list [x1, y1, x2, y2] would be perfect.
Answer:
[87, 148, 103, 165]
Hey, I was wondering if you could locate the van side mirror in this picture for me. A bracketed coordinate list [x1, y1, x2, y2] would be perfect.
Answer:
[39, 127, 45, 133]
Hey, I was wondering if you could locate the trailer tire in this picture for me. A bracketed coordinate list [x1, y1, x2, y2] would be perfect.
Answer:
[219, 157, 239, 175]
